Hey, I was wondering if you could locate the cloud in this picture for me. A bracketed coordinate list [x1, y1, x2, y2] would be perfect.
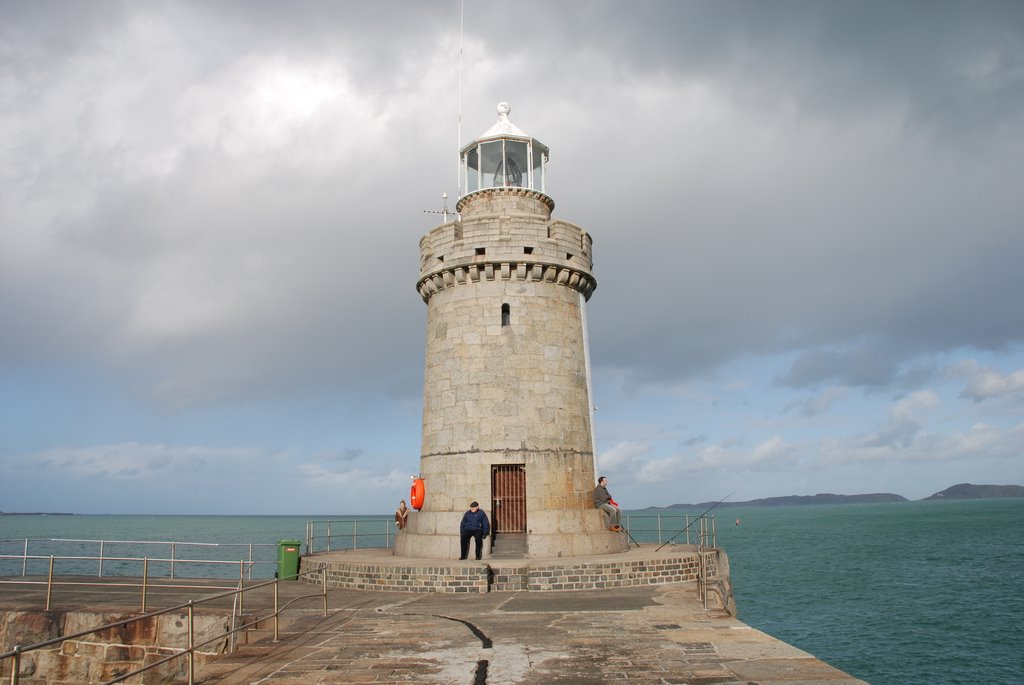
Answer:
[312, 448, 364, 463]
[8, 443, 272, 481]
[857, 390, 939, 449]
[297, 463, 407, 491]
[828, 420, 1024, 467]
[951, 360, 1024, 401]
[597, 441, 651, 472]
[786, 385, 850, 417]
[2, 2, 1024, 514]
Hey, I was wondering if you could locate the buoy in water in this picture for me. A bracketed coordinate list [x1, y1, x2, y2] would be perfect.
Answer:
[735, 517, 741, 526]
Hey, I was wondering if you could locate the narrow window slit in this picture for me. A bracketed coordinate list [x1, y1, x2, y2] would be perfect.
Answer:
[501, 303, 510, 327]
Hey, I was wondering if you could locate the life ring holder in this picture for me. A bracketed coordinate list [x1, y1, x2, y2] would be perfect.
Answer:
[410, 476, 425, 511]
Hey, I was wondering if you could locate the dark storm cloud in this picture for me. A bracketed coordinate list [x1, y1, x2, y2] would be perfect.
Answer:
[557, 0, 1024, 387]
[2, 0, 1023, 409]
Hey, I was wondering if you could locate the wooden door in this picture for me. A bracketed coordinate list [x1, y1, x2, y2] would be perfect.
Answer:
[491, 465, 526, 533]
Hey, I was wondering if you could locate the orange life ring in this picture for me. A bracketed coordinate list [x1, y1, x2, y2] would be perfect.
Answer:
[410, 478, 425, 511]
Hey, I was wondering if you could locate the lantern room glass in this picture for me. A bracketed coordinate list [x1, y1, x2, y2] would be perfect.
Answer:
[462, 138, 546, 196]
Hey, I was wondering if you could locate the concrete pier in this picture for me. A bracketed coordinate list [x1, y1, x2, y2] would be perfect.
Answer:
[197, 580, 866, 684]
[2, 547, 867, 683]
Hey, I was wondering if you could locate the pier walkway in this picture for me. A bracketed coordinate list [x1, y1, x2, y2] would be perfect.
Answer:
[2, 547, 867, 684]
[196, 579, 865, 684]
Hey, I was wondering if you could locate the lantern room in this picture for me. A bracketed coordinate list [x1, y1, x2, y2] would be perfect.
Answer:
[461, 102, 548, 197]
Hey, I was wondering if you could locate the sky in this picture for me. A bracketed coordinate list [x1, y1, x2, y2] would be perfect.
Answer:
[1, 1, 1023, 515]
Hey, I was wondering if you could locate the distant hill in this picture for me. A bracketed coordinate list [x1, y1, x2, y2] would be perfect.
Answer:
[922, 483, 1024, 500]
[0, 511, 76, 516]
[646, 483, 1024, 510]
[657, 492, 908, 510]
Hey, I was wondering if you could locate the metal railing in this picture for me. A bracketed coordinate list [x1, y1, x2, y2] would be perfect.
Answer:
[0, 566, 330, 685]
[305, 518, 394, 553]
[622, 513, 717, 548]
[0, 554, 256, 612]
[304, 514, 716, 552]
[0, 537, 279, 580]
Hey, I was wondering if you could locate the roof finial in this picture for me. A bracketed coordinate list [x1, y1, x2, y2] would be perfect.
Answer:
[497, 101, 511, 120]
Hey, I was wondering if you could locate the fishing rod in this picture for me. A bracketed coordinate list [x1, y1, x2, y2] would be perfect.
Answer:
[621, 524, 641, 548]
[655, 491, 734, 552]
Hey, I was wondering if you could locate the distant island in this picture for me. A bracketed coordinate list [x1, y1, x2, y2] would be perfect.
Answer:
[921, 483, 1024, 500]
[0, 511, 76, 516]
[652, 483, 1024, 510]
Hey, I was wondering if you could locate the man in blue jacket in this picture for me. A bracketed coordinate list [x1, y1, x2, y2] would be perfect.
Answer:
[459, 501, 490, 561]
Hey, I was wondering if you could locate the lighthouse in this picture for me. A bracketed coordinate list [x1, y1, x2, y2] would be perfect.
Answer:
[394, 103, 627, 560]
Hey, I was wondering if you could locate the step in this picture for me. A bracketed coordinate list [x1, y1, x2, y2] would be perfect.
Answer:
[490, 534, 527, 559]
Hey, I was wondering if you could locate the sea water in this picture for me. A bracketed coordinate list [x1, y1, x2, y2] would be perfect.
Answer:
[2, 500, 1021, 684]
[714, 498, 1024, 685]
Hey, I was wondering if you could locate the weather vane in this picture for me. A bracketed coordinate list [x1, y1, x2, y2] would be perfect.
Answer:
[422, 192, 457, 223]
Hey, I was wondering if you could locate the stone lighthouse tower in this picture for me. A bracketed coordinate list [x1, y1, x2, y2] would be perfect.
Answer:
[395, 103, 627, 560]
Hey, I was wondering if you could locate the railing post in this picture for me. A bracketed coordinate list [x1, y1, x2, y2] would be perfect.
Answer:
[170, 542, 176, 579]
[45, 555, 54, 611]
[322, 566, 328, 617]
[273, 579, 280, 641]
[10, 645, 20, 685]
[238, 560, 245, 614]
[326, 521, 332, 552]
[21, 538, 27, 577]
[98, 540, 105, 578]
[187, 600, 195, 685]
[141, 557, 149, 613]
[352, 520, 358, 550]
[247, 543, 254, 579]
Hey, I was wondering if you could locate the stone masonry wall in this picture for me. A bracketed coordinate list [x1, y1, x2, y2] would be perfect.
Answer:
[0, 608, 233, 684]
[304, 551, 707, 595]
[399, 187, 608, 560]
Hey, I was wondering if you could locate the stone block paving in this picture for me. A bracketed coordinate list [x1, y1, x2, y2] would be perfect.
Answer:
[197, 584, 867, 685]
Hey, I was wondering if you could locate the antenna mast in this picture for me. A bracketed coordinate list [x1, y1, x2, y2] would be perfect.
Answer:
[457, 0, 464, 195]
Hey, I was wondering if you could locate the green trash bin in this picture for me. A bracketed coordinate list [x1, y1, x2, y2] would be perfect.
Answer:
[276, 539, 302, 580]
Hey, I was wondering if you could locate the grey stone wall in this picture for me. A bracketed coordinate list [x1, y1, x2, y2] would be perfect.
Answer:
[0, 608, 232, 684]
[304, 550, 713, 595]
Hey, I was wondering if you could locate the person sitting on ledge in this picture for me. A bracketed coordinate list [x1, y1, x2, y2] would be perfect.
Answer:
[594, 476, 622, 531]
[459, 501, 490, 561]
[395, 499, 409, 530]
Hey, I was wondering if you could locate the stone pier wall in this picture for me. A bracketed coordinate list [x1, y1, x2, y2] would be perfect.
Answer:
[303, 548, 723, 597]
[0, 608, 235, 684]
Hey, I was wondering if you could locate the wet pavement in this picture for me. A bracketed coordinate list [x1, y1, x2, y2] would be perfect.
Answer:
[195, 582, 867, 684]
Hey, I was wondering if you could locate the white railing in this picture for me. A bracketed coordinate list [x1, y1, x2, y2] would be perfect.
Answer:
[304, 513, 716, 552]
[304, 518, 394, 553]
[0, 537, 280, 580]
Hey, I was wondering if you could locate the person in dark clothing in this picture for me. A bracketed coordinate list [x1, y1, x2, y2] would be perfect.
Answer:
[594, 476, 622, 531]
[459, 501, 490, 560]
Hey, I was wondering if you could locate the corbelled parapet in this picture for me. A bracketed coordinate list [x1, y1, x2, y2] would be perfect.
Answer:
[417, 188, 596, 303]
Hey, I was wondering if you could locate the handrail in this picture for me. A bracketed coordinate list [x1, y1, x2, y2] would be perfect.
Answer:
[0, 554, 256, 611]
[304, 518, 394, 553]
[0, 566, 331, 685]
[622, 513, 716, 547]
[0, 538, 279, 580]
[302, 514, 716, 551]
